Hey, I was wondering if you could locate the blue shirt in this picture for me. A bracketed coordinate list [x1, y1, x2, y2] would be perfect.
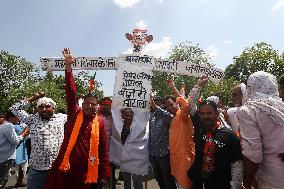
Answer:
[149, 108, 173, 157]
[14, 123, 28, 164]
[0, 121, 23, 163]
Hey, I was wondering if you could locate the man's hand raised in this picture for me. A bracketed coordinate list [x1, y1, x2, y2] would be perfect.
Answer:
[27, 91, 45, 103]
[62, 48, 74, 71]
[197, 75, 209, 87]
[34, 91, 45, 99]
[166, 79, 175, 88]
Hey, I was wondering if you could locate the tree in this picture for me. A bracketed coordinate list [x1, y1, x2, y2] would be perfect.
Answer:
[35, 71, 104, 113]
[0, 50, 40, 113]
[152, 41, 212, 97]
[202, 78, 239, 104]
[225, 42, 284, 83]
[269, 52, 284, 79]
[0, 50, 104, 114]
[151, 41, 238, 105]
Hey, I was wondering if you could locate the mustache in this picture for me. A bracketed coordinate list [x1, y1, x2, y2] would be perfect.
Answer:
[201, 119, 215, 123]
[84, 108, 96, 112]
[41, 112, 51, 115]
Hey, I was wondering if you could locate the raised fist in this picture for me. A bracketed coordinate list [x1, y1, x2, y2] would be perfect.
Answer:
[166, 79, 174, 87]
[197, 75, 209, 87]
[62, 47, 74, 66]
[33, 91, 45, 99]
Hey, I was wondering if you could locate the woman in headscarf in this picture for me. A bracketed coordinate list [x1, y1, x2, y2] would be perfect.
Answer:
[239, 71, 284, 189]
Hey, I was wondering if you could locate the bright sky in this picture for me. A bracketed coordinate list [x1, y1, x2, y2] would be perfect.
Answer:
[1, 0, 284, 96]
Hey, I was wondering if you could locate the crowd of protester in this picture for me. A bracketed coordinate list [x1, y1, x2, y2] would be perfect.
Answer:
[0, 48, 284, 189]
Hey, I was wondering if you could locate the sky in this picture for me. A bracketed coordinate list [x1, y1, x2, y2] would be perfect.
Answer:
[1, 0, 284, 96]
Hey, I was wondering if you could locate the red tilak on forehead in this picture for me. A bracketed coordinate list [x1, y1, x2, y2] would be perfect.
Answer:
[100, 100, 112, 105]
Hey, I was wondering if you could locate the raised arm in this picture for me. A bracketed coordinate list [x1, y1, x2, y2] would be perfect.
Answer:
[167, 79, 183, 98]
[150, 95, 173, 127]
[10, 91, 44, 124]
[188, 75, 209, 115]
[63, 48, 79, 116]
[150, 94, 159, 110]
[176, 96, 191, 117]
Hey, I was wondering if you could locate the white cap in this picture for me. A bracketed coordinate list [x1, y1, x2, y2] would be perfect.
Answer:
[37, 97, 56, 108]
[206, 96, 220, 105]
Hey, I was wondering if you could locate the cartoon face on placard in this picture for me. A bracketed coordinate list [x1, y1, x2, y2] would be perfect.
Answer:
[125, 29, 153, 53]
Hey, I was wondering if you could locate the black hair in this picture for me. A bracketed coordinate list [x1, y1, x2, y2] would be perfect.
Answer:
[99, 97, 112, 103]
[199, 100, 218, 112]
[5, 111, 16, 120]
[121, 108, 133, 114]
[279, 75, 284, 87]
[227, 101, 235, 108]
[163, 95, 176, 104]
[83, 93, 98, 101]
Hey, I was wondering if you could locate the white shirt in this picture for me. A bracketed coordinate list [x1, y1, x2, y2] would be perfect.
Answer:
[109, 108, 149, 175]
[10, 100, 67, 170]
[239, 105, 284, 187]
[0, 121, 23, 163]
[227, 107, 240, 133]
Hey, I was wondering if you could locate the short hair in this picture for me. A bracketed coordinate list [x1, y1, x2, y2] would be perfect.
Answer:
[83, 93, 98, 101]
[100, 97, 112, 102]
[121, 108, 133, 114]
[279, 75, 284, 87]
[199, 100, 218, 112]
[227, 101, 235, 108]
[5, 111, 16, 120]
[163, 95, 176, 104]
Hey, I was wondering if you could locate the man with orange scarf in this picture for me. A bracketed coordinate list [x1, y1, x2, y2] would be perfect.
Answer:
[44, 48, 110, 189]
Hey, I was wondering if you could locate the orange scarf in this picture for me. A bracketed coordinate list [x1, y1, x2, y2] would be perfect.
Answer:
[59, 111, 100, 183]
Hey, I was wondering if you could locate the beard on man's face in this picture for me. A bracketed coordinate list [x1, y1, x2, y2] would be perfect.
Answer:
[201, 118, 215, 129]
[39, 111, 53, 120]
[83, 107, 97, 117]
[101, 109, 111, 116]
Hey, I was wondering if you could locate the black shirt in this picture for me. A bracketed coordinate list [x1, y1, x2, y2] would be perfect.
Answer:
[188, 114, 243, 189]
[121, 127, 130, 145]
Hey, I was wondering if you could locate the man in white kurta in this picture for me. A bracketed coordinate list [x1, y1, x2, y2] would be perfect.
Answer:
[109, 107, 149, 189]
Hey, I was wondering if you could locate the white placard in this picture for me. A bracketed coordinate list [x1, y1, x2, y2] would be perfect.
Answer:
[40, 57, 118, 71]
[154, 59, 224, 83]
[112, 55, 155, 111]
[41, 56, 224, 83]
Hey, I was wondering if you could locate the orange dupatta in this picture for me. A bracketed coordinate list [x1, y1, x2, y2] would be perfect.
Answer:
[59, 111, 100, 183]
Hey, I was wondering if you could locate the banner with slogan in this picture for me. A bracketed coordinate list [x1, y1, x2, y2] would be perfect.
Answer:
[154, 59, 224, 83]
[40, 57, 118, 71]
[40, 56, 224, 83]
[112, 55, 155, 111]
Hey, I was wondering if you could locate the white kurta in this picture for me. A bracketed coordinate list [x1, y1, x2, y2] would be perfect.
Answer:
[227, 107, 240, 133]
[109, 108, 150, 175]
